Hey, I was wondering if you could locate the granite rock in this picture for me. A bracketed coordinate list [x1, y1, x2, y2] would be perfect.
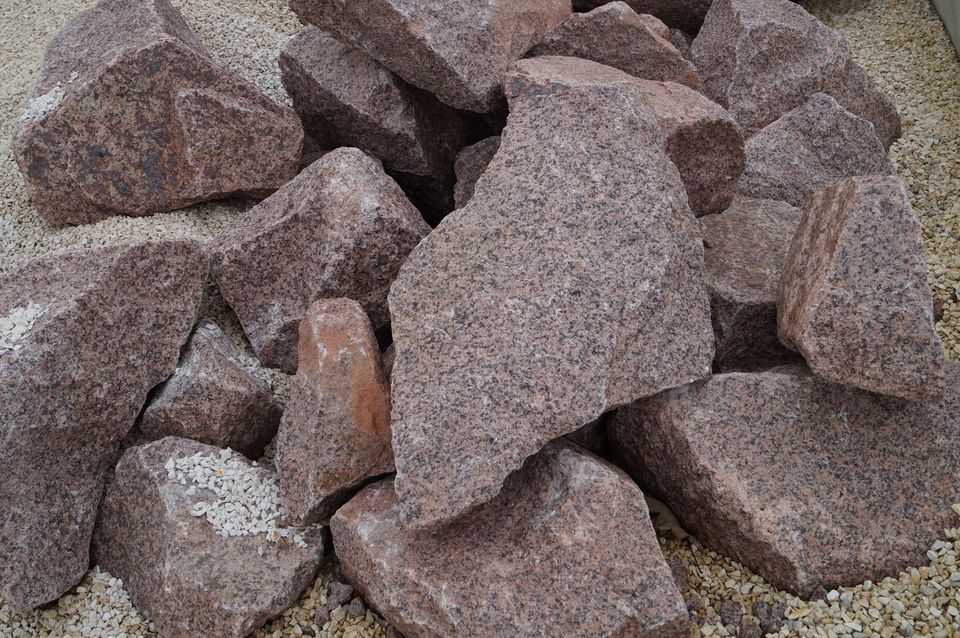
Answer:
[700, 196, 802, 371]
[11, 0, 302, 226]
[690, 0, 900, 147]
[213, 147, 430, 373]
[609, 363, 960, 596]
[290, 0, 571, 113]
[737, 93, 894, 209]
[93, 437, 325, 638]
[276, 298, 393, 525]
[453, 136, 501, 209]
[529, 3, 701, 89]
[140, 321, 282, 458]
[564, 416, 609, 456]
[572, 0, 712, 33]
[331, 441, 687, 637]
[389, 57, 714, 528]
[0, 240, 206, 610]
[778, 176, 944, 401]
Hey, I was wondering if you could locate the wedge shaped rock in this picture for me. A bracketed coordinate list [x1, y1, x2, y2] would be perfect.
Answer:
[213, 147, 430, 373]
[0, 240, 206, 611]
[93, 438, 325, 638]
[453, 136, 501, 208]
[691, 0, 900, 147]
[276, 299, 393, 525]
[11, 0, 302, 226]
[737, 93, 894, 209]
[289, 0, 570, 112]
[573, 0, 712, 33]
[331, 441, 687, 638]
[609, 364, 960, 597]
[389, 57, 714, 528]
[778, 176, 944, 401]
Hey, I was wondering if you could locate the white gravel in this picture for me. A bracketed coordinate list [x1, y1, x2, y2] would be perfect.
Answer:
[0, 303, 45, 355]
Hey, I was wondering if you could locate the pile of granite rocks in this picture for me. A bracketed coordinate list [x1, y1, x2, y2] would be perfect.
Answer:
[1, 0, 956, 636]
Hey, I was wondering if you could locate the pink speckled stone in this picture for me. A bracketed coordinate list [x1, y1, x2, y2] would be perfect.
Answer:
[573, 0, 712, 33]
[453, 136, 500, 208]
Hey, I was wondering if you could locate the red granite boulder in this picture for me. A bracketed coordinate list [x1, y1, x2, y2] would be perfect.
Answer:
[453, 136, 500, 208]
[573, 0, 712, 33]
[11, 0, 302, 226]
[331, 441, 687, 637]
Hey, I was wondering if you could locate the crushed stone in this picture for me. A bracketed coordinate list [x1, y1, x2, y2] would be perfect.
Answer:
[0, 303, 45, 354]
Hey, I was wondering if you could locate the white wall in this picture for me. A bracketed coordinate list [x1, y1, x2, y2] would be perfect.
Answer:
[932, 0, 960, 59]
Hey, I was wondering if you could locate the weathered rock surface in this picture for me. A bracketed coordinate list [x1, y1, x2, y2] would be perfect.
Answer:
[529, 3, 701, 89]
[737, 93, 894, 209]
[701, 197, 802, 371]
[565, 416, 609, 456]
[609, 363, 960, 596]
[453, 136, 500, 208]
[573, 0, 712, 33]
[331, 441, 687, 637]
[93, 437, 325, 638]
[506, 56, 744, 216]
[291, 0, 571, 113]
[11, 0, 302, 226]
[0, 240, 206, 611]
[690, 0, 900, 147]
[213, 147, 430, 373]
[778, 176, 944, 401]
[140, 321, 282, 457]
[276, 299, 393, 525]
[389, 56, 714, 528]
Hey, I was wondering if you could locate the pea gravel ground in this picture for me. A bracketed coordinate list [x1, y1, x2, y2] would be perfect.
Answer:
[0, 0, 958, 636]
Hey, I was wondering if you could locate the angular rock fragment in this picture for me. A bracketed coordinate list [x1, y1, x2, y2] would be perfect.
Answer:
[389, 56, 714, 528]
[140, 321, 282, 458]
[0, 240, 206, 610]
[331, 441, 687, 637]
[609, 363, 960, 596]
[701, 197, 802, 371]
[453, 136, 500, 209]
[276, 298, 393, 525]
[573, 0, 712, 33]
[691, 0, 900, 147]
[529, 3, 701, 89]
[213, 147, 430, 373]
[778, 176, 944, 401]
[507, 56, 744, 215]
[737, 93, 894, 209]
[93, 437, 325, 638]
[11, 0, 302, 226]
[290, 0, 571, 112]
[565, 416, 610, 456]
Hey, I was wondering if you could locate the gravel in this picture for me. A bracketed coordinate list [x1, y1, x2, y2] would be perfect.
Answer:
[0, 303, 45, 355]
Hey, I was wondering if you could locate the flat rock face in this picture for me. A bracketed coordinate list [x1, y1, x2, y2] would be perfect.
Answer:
[331, 441, 687, 638]
[506, 56, 744, 216]
[609, 364, 960, 597]
[0, 240, 206, 611]
[691, 0, 900, 147]
[276, 298, 393, 525]
[11, 0, 302, 226]
[453, 136, 500, 208]
[213, 147, 430, 373]
[389, 56, 714, 528]
[529, 3, 702, 89]
[701, 197, 802, 371]
[290, 0, 571, 112]
[778, 176, 944, 401]
[93, 437, 325, 638]
[140, 321, 282, 458]
[573, 0, 713, 33]
[737, 93, 894, 209]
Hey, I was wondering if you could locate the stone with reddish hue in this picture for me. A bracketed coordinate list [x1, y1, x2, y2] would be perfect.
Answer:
[573, 0, 712, 33]
[276, 299, 393, 525]
[453, 136, 501, 208]
[609, 363, 960, 596]
[213, 147, 430, 374]
[389, 58, 713, 528]
[529, 3, 701, 89]
[381, 343, 395, 381]
[565, 416, 609, 456]
[140, 321, 282, 458]
[0, 240, 206, 611]
[690, 0, 900, 147]
[778, 176, 944, 401]
[291, 0, 571, 113]
[737, 93, 894, 209]
[700, 196, 802, 371]
[331, 441, 687, 637]
[11, 0, 302, 226]
[506, 56, 743, 216]
[92, 437, 325, 638]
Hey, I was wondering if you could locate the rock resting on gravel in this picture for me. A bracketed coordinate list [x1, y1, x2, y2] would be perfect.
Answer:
[11, 0, 302, 226]
[0, 240, 206, 611]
